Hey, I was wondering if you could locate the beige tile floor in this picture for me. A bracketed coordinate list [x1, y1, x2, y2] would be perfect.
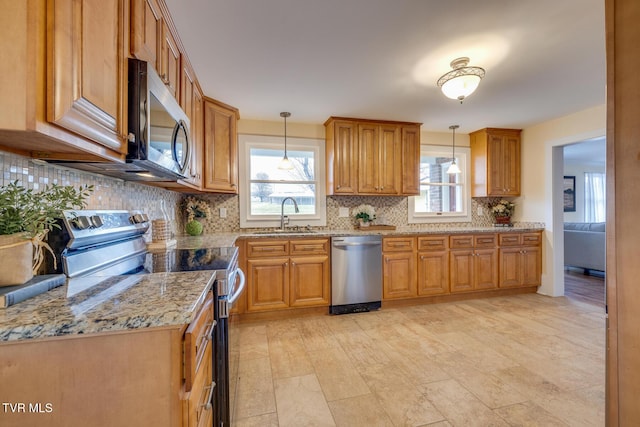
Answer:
[232, 294, 605, 427]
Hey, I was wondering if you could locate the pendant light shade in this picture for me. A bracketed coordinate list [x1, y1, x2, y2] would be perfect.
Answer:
[437, 57, 485, 103]
[278, 112, 293, 170]
[447, 125, 461, 174]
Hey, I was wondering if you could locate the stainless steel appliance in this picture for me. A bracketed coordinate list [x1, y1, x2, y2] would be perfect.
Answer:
[47, 210, 245, 427]
[47, 59, 191, 182]
[330, 235, 382, 314]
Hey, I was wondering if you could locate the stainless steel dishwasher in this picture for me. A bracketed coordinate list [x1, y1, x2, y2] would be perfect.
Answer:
[330, 235, 382, 314]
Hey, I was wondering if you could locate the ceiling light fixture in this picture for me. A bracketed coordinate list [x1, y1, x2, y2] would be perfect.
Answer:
[278, 111, 293, 170]
[447, 125, 461, 174]
[437, 57, 485, 103]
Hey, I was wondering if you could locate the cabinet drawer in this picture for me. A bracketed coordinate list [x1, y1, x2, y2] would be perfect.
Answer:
[183, 344, 214, 427]
[522, 232, 542, 246]
[474, 234, 497, 248]
[383, 237, 416, 252]
[246, 240, 289, 257]
[184, 291, 214, 392]
[290, 238, 329, 255]
[499, 233, 522, 246]
[417, 236, 448, 251]
[450, 235, 474, 249]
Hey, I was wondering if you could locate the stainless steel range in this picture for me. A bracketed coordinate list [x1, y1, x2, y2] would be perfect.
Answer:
[47, 209, 245, 427]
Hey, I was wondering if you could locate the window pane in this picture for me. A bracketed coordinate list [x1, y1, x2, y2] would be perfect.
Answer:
[250, 148, 315, 181]
[250, 183, 316, 215]
[414, 184, 464, 213]
[420, 155, 462, 184]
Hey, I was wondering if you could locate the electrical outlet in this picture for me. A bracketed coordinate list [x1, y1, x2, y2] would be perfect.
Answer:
[219, 207, 227, 218]
[477, 206, 484, 216]
[338, 207, 350, 217]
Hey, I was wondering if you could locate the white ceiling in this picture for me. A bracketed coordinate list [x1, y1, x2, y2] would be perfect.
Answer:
[564, 137, 606, 166]
[164, 0, 605, 133]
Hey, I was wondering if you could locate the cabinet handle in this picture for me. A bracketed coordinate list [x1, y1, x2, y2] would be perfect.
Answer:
[199, 381, 216, 411]
[336, 185, 341, 189]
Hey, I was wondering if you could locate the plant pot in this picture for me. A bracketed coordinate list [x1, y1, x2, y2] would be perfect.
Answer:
[358, 219, 370, 228]
[495, 216, 512, 226]
[0, 234, 34, 286]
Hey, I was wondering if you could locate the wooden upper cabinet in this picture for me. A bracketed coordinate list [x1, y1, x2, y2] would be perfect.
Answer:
[470, 128, 522, 197]
[160, 20, 181, 98]
[203, 97, 239, 193]
[47, 0, 127, 155]
[325, 120, 358, 194]
[325, 117, 419, 196]
[401, 125, 421, 195]
[130, 0, 162, 69]
[179, 58, 203, 188]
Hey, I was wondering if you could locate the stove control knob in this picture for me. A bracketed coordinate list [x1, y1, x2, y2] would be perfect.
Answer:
[140, 214, 149, 223]
[130, 214, 144, 224]
[90, 215, 104, 228]
[72, 216, 92, 230]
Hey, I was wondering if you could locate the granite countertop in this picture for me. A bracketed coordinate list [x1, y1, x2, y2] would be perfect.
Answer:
[235, 224, 545, 239]
[0, 270, 215, 343]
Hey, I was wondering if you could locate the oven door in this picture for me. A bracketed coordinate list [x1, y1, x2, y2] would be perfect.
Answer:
[215, 267, 245, 427]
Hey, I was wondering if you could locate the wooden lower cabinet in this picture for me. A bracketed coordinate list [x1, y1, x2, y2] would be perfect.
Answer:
[383, 251, 417, 299]
[244, 238, 330, 312]
[0, 292, 214, 427]
[246, 257, 290, 311]
[499, 232, 542, 288]
[417, 250, 449, 295]
[449, 234, 499, 293]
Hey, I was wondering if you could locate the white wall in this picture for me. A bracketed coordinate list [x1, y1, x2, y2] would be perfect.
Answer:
[520, 104, 606, 296]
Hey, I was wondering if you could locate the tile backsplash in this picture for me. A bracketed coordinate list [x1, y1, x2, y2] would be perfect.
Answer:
[0, 151, 182, 226]
[2, 150, 541, 237]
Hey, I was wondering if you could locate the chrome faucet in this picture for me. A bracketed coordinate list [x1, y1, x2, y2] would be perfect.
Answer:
[280, 197, 299, 230]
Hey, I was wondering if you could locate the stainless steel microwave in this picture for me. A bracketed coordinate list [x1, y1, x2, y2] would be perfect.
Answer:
[47, 59, 190, 182]
[126, 58, 190, 180]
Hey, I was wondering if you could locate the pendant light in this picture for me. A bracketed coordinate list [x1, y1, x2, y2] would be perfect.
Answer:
[447, 125, 461, 174]
[437, 57, 485, 103]
[278, 112, 293, 170]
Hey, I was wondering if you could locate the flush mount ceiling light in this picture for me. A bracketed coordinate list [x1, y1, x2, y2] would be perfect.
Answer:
[437, 57, 485, 103]
[278, 111, 293, 170]
[447, 125, 461, 174]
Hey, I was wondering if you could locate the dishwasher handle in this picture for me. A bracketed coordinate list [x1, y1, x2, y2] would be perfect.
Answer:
[332, 241, 382, 248]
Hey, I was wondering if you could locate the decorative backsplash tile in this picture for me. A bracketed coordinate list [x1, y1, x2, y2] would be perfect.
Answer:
[0, 151, 182, 226]
[2, 150, 541, 236]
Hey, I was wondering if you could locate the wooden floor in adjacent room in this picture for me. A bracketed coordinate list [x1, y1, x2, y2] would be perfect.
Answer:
[564, 268, 606, 309]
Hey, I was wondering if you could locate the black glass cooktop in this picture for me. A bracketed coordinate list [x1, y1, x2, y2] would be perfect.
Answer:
[144, 247, 238, 274]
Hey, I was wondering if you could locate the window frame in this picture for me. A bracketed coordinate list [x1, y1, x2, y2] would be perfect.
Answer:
[238, 134, 327, 228]
[408, 144, 472, 223]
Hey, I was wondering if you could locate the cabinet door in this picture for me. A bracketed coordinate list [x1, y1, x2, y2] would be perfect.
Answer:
[290, 255, 330, 307]
[246, 258, 289, 311]
[357, 124, 379, 194]
[180, 60, 202, 187]
[48, 0, 127, 154]
[474, 249, 498, 290]
[417, 251, 449, 295]
[487, 134, 506, 196]
[450, 250, 474, 293]
[499, 247, 522, 288]
[521, 246, 542, 286]
[401, 125, 421, 195]
[383, 252, 417, 299]
[130, 0, 162, 69]
[378, 125, 400, 194]
[331, 121, 358, 194]
[160, 21, 180, 98]
[501, 134, 521, 196]
[203, 99, 239, 193]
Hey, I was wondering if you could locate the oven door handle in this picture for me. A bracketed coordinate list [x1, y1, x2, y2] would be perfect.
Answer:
[227, 268, 245, 305]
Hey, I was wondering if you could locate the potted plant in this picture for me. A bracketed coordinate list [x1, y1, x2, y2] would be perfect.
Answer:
[490, 199, 515, 226]
[0, 180, 93, 285]
[182, 196, 211, 236]
[352, 204, 376, 228]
